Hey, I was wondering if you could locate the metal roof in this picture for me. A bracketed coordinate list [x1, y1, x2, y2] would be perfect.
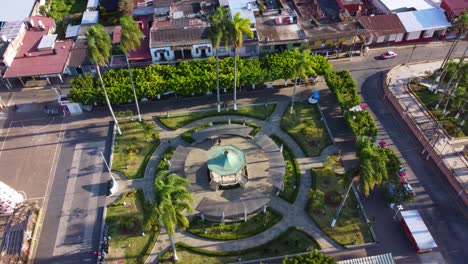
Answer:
[0, 0, 36, 23]
[357, 14, 406, 37]
[65, 24, 81, 39]
[87, 0, 100, 9]
[378, 0, 436, 12]
[401, 210, 438, 250]
[81, 11, 99, 25]
[208, 145, 246, 176]
[397, 8, 452, 32]
[338, 253, 395, 264]
[37, 34, 57, 50]
[0, 21, 24, 42]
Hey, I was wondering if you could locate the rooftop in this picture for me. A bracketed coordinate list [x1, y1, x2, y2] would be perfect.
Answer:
[357, 14, 406, 37]
[87, 0, 100, 9]
[0, 21, 25, 42]
[0, 0, 36, 23]
[397, 8, 452, 32]
[400, 210, 438, 250]
[301, 19, 362, 40]
[65, 24, 81, 39]
[3, 16, 73, 78]
[208, 145, 246, 177]
[129, 16, 152, 61]
[67, 37, 90, 67]
[338, 253, 395, 264]
[150, 17, 210, 47]
[377, 0, 437, 12]
[441, 0, 468, 16]
[81, 11, 99, 25]
[112, 25, 122, 44]
[221, 0, 259, 25]
[255, 11, 306, 44]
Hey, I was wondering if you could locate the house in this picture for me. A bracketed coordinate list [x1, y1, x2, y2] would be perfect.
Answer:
[336, 0, 363, 15]
[396, 8, 452, 41]
[149, 0, 219, 63]
[441, 0, 468, 19]
[357, 14, 406, 45]
[81, 11, 99, 25]
[86, 0, 100, 11]
[2, 16, 73, 85]
[256, 8, 306, 56]
[65, 36, 95, 76]
[0, 21, 27, 69]
[0, 0, 45, 29]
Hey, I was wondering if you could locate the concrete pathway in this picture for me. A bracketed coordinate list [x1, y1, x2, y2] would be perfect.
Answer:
[142, 101, 347, 263]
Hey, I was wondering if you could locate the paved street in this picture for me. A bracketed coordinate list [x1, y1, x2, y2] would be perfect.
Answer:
[334, 43, 468, 263]
[0, 41, 466, 263]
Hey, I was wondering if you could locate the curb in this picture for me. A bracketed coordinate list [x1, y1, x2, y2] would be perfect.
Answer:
[351, 184, 379, 244]
[27, 208, 44, 264]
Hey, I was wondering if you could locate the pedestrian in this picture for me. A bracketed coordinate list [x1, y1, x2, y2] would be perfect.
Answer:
[93, 251, 98, 257]
[218, 139, 222, 145]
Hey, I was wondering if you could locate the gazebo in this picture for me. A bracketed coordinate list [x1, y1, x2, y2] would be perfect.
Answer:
[207, 145, 247, 190]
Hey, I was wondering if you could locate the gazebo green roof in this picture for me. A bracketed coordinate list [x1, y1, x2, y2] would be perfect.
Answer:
[207, 145, 246, 176]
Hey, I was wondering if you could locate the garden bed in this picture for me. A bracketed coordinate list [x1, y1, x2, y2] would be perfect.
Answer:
[182, 121, 261, 144]
[159, 104, 276, 130]
[271, 135, 300, 203]
[409, 83, 468, 138]
[111, 118, 160, 179]
[308, 169, 373, 246]
[187, 208, 282, 240]
[281, 102, 331, 157]
[105, 189, 158, 264]
[160, 227, 319, 263]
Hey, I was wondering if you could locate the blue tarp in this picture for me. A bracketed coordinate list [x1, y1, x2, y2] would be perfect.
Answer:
[313, 90, 320, 100]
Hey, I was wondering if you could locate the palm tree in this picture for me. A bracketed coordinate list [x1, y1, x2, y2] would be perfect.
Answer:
[154, 170, 193, 261]
[120, 15, 144, 122]
[434, 13, 468, 93]
[85, 25, 122, 135]
[290, 49, 317, 114]
[230, 12, 253, 111]
[209, 6, 231, 113]
[436, 46, 467, 110]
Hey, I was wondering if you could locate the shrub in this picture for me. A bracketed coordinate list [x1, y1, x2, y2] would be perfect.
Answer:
[302, 126, 324, 145]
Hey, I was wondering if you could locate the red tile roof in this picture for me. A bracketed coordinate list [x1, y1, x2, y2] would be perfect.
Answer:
[3, 16, 73, 78]
[128, 16, 152, 61]
[441, 0, 468, 17]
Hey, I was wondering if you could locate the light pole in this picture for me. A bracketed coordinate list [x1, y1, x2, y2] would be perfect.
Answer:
[393, 204, 404, 220]
[100, 151, 118, 195]
[407, 45, 417, 64]
[331, 177, 355, 227]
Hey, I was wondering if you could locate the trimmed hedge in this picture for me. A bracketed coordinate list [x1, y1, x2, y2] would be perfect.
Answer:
[271, 135, 300, 203]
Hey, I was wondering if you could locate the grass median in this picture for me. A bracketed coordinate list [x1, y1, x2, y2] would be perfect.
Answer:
[159, 104, 276, 130]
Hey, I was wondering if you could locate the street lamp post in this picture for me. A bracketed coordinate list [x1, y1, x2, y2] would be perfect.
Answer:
[100, 151, 118, 195]
[331, 177, 355, 227]
[393, 204, 404, 220]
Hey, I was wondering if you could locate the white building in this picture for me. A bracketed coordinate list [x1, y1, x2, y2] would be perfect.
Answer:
[397, 8, 452, 40]
[371, 0, 437, 13]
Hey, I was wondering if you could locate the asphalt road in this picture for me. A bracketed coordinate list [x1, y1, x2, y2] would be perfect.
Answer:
[333, 42, 468, 263]
[34, 122, 111, 264]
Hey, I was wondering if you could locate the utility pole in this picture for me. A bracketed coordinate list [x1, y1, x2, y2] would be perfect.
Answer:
[407, 45, 417, 64]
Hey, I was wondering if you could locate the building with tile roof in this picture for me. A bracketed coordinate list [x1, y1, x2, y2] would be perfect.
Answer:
[357, 14, 406, 45]
[2, 16, 73, 84]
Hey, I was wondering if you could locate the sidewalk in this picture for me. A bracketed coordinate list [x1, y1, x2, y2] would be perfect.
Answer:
[384, 61, 468, 207]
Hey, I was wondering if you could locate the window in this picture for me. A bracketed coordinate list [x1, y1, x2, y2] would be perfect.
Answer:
[196, 48, 199, 53]
[292, 43, 301, 48]
[321, 40, 326, 48]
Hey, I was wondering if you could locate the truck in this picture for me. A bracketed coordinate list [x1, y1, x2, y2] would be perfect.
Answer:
[400, 210, 438, 253]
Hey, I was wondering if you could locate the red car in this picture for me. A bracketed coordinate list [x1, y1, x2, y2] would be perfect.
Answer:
[381, 51, 397, 59]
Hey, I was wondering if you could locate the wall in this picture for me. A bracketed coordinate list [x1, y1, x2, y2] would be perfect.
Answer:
[406, 31, 421, 40]
[192, 43, 214, 58]
[395, 33, 404, 42]
[150, 47, 174, 63]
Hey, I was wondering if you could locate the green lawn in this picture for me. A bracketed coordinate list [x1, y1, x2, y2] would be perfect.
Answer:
[281, 102, 331, 157]
[159, 104, 276, 130]
[271, 135, 300, 203]
[187, 208, 282, 240]
[112, 120, 160, 179]
[410, 83, 468, 138]
[308, 169, 373, 246]
[106, 189, 158, 264]
[160, 227, 319, 263]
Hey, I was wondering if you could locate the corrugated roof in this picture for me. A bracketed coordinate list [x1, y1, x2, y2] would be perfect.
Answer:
[0, 21, 24, 42]
[65, 24, 81, 39]
[0, 0, 36, 23]
[357, 14, 406, 37]
[401, 210, 438, 251]
[81, 11, 99, 25]
[87, 0, 100, 9]
[150, 18, 210, 47]
[67, 37, 91, 67]
[397, 8, 452, 32]
[338, 253, 395, 264]
[378, 0, 436, 12]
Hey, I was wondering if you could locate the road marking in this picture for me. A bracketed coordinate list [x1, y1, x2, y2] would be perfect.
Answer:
[0, 121, 13, 160]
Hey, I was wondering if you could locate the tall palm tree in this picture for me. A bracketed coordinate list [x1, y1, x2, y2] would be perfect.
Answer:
[120, 15, 144, 122]
[290, 49, 317, 114]
[85, 25, 122, 135]
[209, 6, 231, 112]
[230, 12, 253, 111]
[154, 170, 193, 261]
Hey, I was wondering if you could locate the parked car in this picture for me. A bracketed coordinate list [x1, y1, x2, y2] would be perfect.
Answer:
[398, 167, 407, 178]
[381, 51, 398, 59]
[402, 183, 416, 196]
